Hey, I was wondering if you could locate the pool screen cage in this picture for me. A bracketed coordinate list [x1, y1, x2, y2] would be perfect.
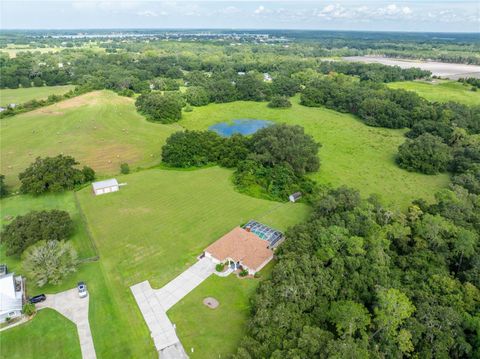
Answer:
[243, 220, 284, 248]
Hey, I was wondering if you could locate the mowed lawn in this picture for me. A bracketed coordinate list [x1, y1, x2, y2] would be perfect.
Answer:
[0, 90, 178, 187]
[76, 167, 309, 355]
[0, 85, 75, 106]
[387, 80, 480, 106]
[77, 167, 309, 288]
[180, 98, 449, 209]
[0, 309, 81, 359]
[168, 264, 273, 359]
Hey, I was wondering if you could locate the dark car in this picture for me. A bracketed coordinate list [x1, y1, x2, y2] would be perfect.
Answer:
[29, 294, 46, 304]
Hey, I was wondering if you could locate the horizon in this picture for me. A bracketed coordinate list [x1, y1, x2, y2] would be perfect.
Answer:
[1, 27, 478, 35]
[1, 1, 479, 33]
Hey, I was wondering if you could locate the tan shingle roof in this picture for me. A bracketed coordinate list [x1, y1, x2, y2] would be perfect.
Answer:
[205, 227, 273, 271]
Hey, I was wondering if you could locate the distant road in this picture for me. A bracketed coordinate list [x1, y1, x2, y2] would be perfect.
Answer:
[343, 56, 480, 79]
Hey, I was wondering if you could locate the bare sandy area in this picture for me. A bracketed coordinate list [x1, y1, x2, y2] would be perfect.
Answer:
[343, 56, 480, 79]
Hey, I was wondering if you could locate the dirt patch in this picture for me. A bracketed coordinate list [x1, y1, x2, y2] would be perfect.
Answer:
[203, 297, 219, 309]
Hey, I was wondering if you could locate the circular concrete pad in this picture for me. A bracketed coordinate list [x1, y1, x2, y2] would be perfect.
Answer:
[203, 297, 219, 309]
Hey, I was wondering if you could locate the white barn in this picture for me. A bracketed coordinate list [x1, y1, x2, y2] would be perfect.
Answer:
[92, 179, 119, 196]
[0, 272, 25, 323]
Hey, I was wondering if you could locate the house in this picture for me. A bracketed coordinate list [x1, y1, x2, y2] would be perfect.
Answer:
[0, 271, 25, 322]
[204, 227, 273, 275]
[288, 192, 302, 202]
[92, 178, 119, 196]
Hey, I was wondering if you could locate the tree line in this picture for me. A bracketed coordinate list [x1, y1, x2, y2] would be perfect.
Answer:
[161, 124, 320, 201]
[234, 181, 480, 358]
[301, 76, 480, 178]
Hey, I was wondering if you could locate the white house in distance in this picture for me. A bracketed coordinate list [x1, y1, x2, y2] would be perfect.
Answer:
[92, 178, 119, 196]
[0, 272, 25, 322]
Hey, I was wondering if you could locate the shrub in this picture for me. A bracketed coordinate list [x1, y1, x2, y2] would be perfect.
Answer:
[184, 104, 193, 112]
[23, 240, 78, 287]
[239, 269, 249, 277]
[23, 302, 36, 316]
[120, 163, 130, 174]
[216, 263, 225, 272]
[268, 95, 292, 108]
[0, 174, 7, 198]
[1, 210, 73, 256]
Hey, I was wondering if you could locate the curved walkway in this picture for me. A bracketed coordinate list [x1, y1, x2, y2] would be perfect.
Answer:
[131, 257, 215, 358]
[37, 288, 96, 359]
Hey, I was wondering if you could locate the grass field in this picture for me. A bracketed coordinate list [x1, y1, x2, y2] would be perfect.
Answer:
[180, 97, 449, 209]
[168, 264, 273, 359]
[387, 80, 480, 106]
[0, 85, 76, 107]
[0, 90, 178, 187]
[75, 167, 309, 356]
[0, 309, 81, 359]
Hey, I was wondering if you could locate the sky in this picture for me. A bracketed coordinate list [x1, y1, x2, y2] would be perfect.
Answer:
[1, 1, 479, 32]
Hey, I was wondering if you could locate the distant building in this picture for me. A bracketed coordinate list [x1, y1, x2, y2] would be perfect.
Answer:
[289, 192, 302, 202]
[8, 103, 16, 109]
[237, 71, 246, 76]
[263, 73, 272, 82]
[0, 271, 25, 323]
[0, 107, 5, 112]
[92, 178, 119, 196]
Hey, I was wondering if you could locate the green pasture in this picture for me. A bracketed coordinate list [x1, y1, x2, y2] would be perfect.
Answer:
[0, 90, 178, 187]
[0, 309, 81, 359]
[387, 80, 480, 106]
[180, 97, 449, 209]
[0, 85, 75, 107]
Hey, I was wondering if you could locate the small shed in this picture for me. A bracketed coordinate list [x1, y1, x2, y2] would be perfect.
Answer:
[288, 192, 302, 202]
[92, 179, 119, 196]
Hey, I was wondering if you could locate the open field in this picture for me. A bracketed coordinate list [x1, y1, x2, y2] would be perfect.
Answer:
[77, 167, 309, 288]
[1, 47, 63, 58]
[75, 167, 309, 356]
[168, 264, 273, 359]
[180, 98, 449, 209]
[0, 85, 76, 107]
[343, 56, 480, 78]
[0, 90, 178, 187]
[0, 309, 81, 359]
[387, 80, 480, 106]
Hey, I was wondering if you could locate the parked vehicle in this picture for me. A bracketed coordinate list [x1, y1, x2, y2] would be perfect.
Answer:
[77, 282, 88, 298]
[29, 294, 46, 304]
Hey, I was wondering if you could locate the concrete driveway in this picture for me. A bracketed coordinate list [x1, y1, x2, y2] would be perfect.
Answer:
[131, 257, 215, 357]
[37, 288, 96, 359]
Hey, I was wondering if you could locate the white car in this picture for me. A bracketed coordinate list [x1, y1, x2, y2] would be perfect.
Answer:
[77, 282, 88, 298]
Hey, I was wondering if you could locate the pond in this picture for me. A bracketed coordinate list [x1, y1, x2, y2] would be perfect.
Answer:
[209, 119, 272, 137]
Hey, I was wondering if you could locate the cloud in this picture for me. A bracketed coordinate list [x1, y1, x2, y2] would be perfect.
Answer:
[137, 10, 158, 17]
[254, 5, 265, 14]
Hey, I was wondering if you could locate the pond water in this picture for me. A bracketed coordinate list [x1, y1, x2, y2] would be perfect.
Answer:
[209, 119, 272, 137]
